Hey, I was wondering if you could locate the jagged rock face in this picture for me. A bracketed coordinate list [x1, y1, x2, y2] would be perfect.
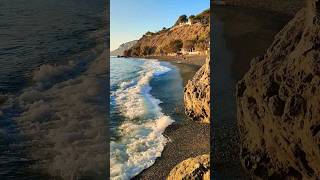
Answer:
[184, 56, 210, 123]
[236, 7, 320, 179]
[167, 154, 210, 180]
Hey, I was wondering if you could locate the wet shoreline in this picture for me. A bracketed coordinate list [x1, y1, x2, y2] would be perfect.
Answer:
[133, 59, 210, 180]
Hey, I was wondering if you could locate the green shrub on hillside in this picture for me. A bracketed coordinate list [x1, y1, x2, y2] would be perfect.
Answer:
[131, 45, 141, 56]
[183, 40, 195, 50]
[195, 39, 208, 51]
[193, 9, 210, 25]
[123, 49, 132, 57]
[163, 39, 183, 53]
[144, 31, 155, 36]
[142, 46, 156, 56]
[189, 15, 196, 24]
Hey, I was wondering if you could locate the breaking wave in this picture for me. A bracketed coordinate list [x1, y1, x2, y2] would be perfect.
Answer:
[0, 30, 108, 179]
[110, 59, 174, 179]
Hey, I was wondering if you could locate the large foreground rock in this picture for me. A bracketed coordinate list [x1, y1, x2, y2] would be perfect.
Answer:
[184, 56, 210, 123]
[236, 2, 320, 179]
[167, 154, 210, 180]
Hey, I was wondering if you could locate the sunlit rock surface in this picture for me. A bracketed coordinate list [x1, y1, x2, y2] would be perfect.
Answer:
[167, 154, 210, 180]
[184, 56, 210, 123]
[236, 3, 320, 178]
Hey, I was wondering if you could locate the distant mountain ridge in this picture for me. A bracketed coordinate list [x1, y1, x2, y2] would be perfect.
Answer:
[111, 40, 138, 56]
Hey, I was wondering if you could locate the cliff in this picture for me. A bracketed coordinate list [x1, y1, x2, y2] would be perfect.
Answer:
[236, 1, 320, 178]
[134, 23, 209, 53]
[110, 40, 137, 56]
[184, 56, 210, 123]
[125, 9, 210, 57]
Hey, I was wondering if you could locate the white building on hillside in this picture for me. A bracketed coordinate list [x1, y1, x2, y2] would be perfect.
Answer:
[179, 19, 193, 26]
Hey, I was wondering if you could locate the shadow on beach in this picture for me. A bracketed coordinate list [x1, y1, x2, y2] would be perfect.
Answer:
[212, 5, 290, 179]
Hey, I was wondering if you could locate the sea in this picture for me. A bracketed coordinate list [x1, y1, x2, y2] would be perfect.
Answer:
[110, 57, 185, 179]
[0, 0, 106, 179]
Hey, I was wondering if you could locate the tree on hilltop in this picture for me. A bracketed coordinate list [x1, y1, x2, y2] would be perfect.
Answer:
[145, 31, 154, 36]
[174, 15, 188, 26]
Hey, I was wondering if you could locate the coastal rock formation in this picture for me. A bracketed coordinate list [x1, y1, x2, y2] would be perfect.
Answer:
[184, 56, 210, 123]
[110, 40, 137, 56]
[236, 2, 320, 179]
[167, 154, 210, 180]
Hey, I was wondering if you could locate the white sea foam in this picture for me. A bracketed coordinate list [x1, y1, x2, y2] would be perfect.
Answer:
[110, 60, 174, 180]
[1, 49, 109, 179]
[114, 60, 171, 119]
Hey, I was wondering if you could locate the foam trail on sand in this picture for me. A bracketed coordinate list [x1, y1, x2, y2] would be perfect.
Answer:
[110, 60, 174, 180]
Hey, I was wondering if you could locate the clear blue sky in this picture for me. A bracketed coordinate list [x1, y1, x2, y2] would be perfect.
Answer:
[110, 0, 210, 51]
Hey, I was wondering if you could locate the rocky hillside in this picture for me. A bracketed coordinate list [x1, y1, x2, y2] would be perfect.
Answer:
[236, 1, 320, 178]
[125, 9, 210, 57]
[215, 0, 304, 16]
[110, 40, 137, 56]
[184, 55, 210, 123]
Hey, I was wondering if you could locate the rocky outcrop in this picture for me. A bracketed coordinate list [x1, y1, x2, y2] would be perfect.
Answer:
[167, 154, 210, 180]
[110, 40, 137, 56]
[236, 2, 320, 179]
[184, 56, 210, 123]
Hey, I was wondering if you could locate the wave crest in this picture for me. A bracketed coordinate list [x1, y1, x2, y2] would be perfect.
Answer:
[110, 60, 174, 179]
